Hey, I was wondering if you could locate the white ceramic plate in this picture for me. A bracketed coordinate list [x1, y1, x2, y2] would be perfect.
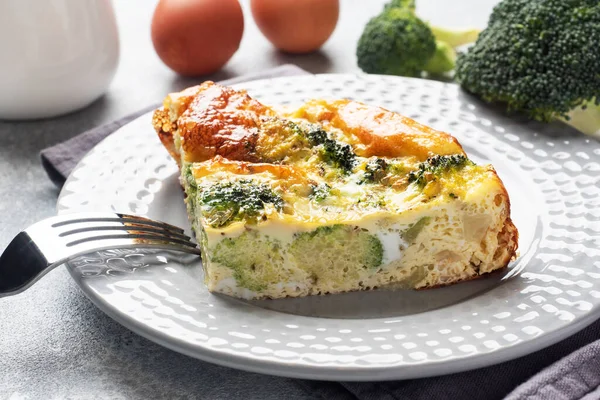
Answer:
[57, 74, 600, 381]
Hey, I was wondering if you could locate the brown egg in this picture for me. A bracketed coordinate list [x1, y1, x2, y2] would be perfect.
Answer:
[151, 0, 244, 76]
[250, 0, 339, 54]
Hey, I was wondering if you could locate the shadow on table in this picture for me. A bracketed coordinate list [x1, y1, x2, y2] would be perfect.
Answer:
[266, 49, 334, 74]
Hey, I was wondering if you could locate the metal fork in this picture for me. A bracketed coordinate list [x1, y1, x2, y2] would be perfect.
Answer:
[0, 212, 201, 297]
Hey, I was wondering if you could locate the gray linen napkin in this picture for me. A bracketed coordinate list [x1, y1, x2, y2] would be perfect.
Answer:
[40, 65, 600, 399]
[333, 319, 600, 400]
[40, 64, 310, 186]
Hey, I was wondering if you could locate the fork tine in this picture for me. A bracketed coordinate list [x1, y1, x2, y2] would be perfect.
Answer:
[0, 213, 202, 297]
[29, 212, 202, 261]
[119, 214, 187, 233]
[65, 232, 198, 248]
[68, 240, 203, 256]
[51, 214, 186, 234]
[63, 233, 202, 256]
[58, 225, 192, 241]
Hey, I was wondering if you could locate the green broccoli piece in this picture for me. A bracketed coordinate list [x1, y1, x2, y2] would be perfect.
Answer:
[402, 216, 431, 243]
[290, 225, 384, 286]
[408, 155, 473, 189]
[424, 41, 457, 76]
[357, 1, 477, 77]
[362, 158, 389, 183]
[455, 0, 600, 135]
[309, 183, 331, 202]
[183, 164, 200, 219]
[304, 125, 357, 173]
[357, 8, 437, 77]
[184, 164, 197, 189]
[384, 0, 415, 12]
[212, 230, 285, 292]
[198, 179, 283, 228]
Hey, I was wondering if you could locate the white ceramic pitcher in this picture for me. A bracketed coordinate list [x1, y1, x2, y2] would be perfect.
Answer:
[0, 0, 120, 120]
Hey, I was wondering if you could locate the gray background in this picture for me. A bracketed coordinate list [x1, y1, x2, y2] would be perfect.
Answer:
[0, 0, 499, 398]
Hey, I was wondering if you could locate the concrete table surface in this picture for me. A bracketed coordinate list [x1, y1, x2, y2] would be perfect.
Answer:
[0, 1, 499, 398]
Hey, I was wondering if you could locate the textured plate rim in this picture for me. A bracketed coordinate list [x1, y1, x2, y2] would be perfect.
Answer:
[63, 271, 600, 381]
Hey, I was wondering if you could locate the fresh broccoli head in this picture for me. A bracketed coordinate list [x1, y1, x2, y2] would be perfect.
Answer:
[290, 225, 384, 288]
[357, 1, 477, 77]
[408, 154, 473, 189]
[198, 180, 283, 227]
[455, 0, 600, 135]
[384, 0, 415, 12]
[357, 8, 437, 77]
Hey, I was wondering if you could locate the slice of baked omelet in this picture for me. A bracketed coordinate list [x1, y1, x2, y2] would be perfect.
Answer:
[153, 81, 518, 300]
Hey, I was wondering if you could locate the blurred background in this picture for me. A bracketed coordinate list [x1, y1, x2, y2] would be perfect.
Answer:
[111, 0, 498, 117]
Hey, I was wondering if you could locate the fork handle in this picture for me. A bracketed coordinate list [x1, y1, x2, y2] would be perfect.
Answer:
[0, 232, 51, 296]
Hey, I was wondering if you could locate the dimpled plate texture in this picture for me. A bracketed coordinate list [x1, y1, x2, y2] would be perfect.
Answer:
[57, 74, 600, 381]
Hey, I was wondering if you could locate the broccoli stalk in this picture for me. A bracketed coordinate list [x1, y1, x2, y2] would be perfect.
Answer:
[429, 26, 481, 48]
[424, 41, 457, 76]
[455, 0, 600, 137]
[357, 0, 479, 77]
[561, 100, 600, 139]
[386, 0, 481, 48]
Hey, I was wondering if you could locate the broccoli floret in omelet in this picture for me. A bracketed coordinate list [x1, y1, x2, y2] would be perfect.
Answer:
[198, 180, 283, 228]
[408, 155, 473, 189]
[211, 230, 286, 292]
[290, 225, 383, 291]
[211, 225, 384, 293]
[309, 183, 332, 202]
[362, 158, 389, 183]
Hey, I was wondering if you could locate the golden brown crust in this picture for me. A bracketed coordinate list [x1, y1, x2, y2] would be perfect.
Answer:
[152, 85, 207, 162]
[155, 82, 466, 164]
[152, 109, 178, 162]
[178, 81, 274, 163]
[489, 168, 519, 268]
[191, 155, 308, 185]
[152, 81, 276, 164]
[288, 99, 465, 160]
[165, 85, 205, 119]
[417, 265, 509, 290]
